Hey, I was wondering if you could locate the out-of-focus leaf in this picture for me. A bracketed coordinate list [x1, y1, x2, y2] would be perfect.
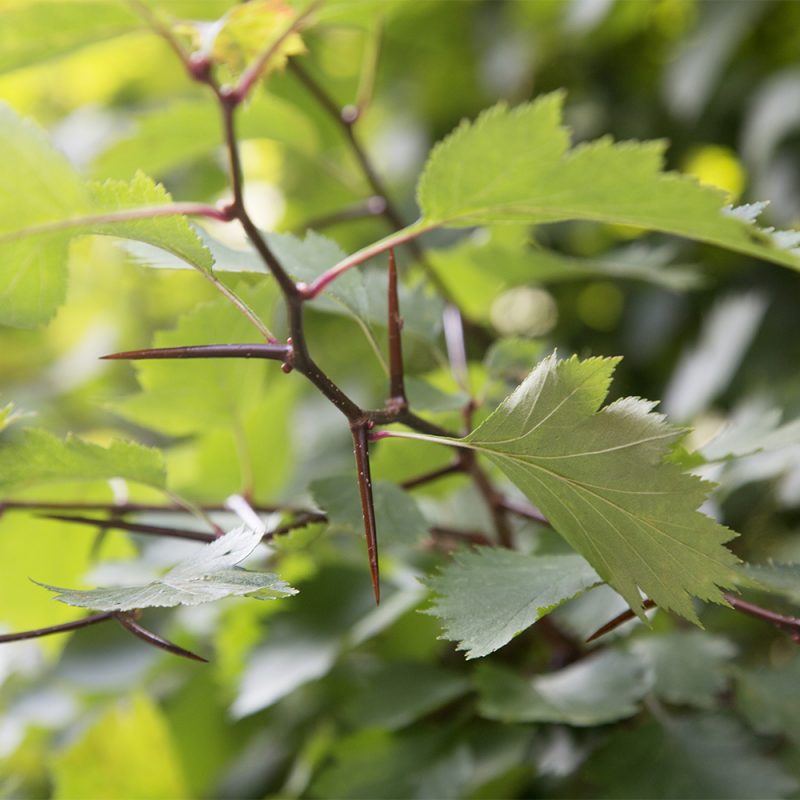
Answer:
[312, 476, 428, 543]
[343, 661, 471, 731]
[735, 654, 800, 746]
[310, 727, 471, 800]
[461, 353, 739, 621]
[112, 284, 275, 436]
[476, 650, 650, 725]
[232, 565, 420, 717]
[583, 713, 798, 799]
[0, 428, 165, 492]
[38, 524, 296, 611]
[205, 0, 306, 79]
[52, 694, 189, 800]
[629, 631, 737, 708]
[662, 293, 768, 422]
[0, 103, 88, 327]
[0, 1, 138, 75]
[740, 561, 800, 604]
[93, 95, 317, 179]
[424, 548, 600, 659]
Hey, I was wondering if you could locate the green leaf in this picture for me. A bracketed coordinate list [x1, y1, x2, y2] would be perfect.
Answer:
[343, 662, 471, 731]
[475, 650, 650, 725]
[0, 102, 88, 327]
[424, 549, 600, 658]
[417, 94, 800, 272]
[629, 631, 737, 708]
[461, 352, 739, 621]
[112, 284, 276, 436]
[52, 694, 189, 800]
[735, 654, 800, 746]
[0, 1, 138, 75]
[583, 713, 798, 799]
[0, 428, 165, 492]
[312, 476, 428, 543]
[38, 524, 296, 611]
[740, 561, 800, 604]
[87, 171, 213, 272]
[93, 95, 318, 180]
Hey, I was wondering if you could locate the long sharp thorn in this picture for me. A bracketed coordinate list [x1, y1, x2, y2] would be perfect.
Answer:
[351, 424, 380, 603]
[38, 513, 215, 543]
[0, 612, 114, 644]
[101, 343, 291, 362]
[114, 613, 208, 663]
[387, 248, 407, 408]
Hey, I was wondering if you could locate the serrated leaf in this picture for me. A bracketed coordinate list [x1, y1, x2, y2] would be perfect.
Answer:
[0, 103, 89, 327]
[475, 650, 651, 725]
[0, 104, 213, 326]
[629, 631, 737, 708]
[416, 94, 800, 272]
[583, 713, 798, 799]
[460, 352, 739, 621]
[424, 549, 600, 659]
[205, 0, 305, 79]
[38, 525, 296, 611]
[0, 1, 138, 75]
[87, 171, 213, 272]
[0, 428, 165, 492]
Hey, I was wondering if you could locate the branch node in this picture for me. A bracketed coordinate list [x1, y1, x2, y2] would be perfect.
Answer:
[188, 52, 212, 81]
[341, 104, 360, 125]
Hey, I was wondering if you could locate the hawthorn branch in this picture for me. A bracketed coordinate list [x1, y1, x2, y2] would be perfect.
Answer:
[586, 594, 800, 644]
[288, 60, 453, 302]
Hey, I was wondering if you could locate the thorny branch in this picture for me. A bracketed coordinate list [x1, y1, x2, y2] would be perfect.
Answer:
[4, 1, 794, 665]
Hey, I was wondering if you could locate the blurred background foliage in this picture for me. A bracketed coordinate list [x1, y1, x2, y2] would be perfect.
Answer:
[2, 0, 800, 797]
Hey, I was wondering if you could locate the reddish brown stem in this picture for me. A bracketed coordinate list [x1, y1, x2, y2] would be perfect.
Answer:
[724, 593, 800, 643]
[401, 460, 465, 490]
[0, 612, 114, 643]
[586, 593, 800, 644]
[39, 513, 216, 543]
[114, 613, 207, 662]
[586, 599, 658, 642]
[497, 497, 550, 526]
[386, 249, 407, 412]
[351, 424, 380, 603]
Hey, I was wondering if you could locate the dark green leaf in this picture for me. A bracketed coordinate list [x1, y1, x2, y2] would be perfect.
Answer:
[424, 548, 600, 658]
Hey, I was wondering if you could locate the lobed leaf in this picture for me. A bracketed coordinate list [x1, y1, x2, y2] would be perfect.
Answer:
[424, 548, 601, 658]
[87, 171, 213, 271]
[0, 428, 165, 492]
[475, 650, 651, 725]
[38, 524, 296, 611]
[417, 94, 800, 273]
[0, 103, 89, 327]
[462, 352, 740, 621]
